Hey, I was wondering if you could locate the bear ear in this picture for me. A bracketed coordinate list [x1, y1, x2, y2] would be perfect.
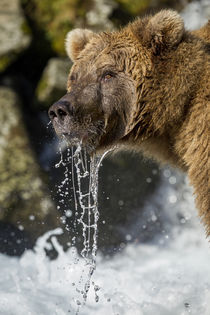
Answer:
[132, 10, 184, 55]
[65, 29, 95, 61]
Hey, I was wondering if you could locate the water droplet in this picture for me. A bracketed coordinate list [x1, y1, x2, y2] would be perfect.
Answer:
[29, 215, 35, 221]
[118, 200, 124, 206]
[151, 214, 157, 222]
[169, 195, 177, 203]
[169, 176, 176, 184]
[65, 210, 72, 217]
[125, 234, 132, 241]
[163, 169, 171, 177]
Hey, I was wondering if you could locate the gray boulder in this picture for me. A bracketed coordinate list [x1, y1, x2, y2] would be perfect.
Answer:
[36, 58, 72, 108]
[0, 87, 59, 243]
[0, 0, 31, 72]
[181, 0, 210, 30]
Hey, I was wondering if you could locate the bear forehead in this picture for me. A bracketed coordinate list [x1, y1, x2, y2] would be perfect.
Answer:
[79, 31, 137, 58]
[73, 32, 139, 73]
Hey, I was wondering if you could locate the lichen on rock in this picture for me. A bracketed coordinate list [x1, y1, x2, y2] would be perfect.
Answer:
[0, 0, 31, 72]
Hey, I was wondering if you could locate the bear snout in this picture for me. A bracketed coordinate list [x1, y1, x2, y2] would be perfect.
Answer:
[48, 95, 74, 124]
[48, 95, 76, 138]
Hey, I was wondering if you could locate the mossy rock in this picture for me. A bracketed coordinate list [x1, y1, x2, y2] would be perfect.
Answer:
[0, 56, 12, 72]
[21, 0, 91, 56]
[115, 0, 152, 16]
[0, 87, 60, 241]
[114, 0, 188, 20]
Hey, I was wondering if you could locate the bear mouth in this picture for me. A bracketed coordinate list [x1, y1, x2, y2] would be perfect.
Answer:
[61, 130, 89, 147]
[53, 119, 106, 154]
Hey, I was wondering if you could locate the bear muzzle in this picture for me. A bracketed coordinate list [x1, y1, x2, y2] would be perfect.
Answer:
[48, 94, 74, 122]
[48, 93, 76, 134]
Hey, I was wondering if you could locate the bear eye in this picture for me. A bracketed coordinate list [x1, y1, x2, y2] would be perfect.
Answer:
[70, 74, 76, 82]
[102, 72, 115, 82]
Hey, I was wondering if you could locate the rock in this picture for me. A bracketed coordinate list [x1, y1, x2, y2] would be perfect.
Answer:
[22, 0, 91, 55]
[0, 87, 60, 244]
[112, 0, 191, 27]
[86, 0, 117, 31]
[21, 0, 117, 56]
[114, 0, 188, 16]
[114, 0, 151, 16]
[181, 0, 210, 30]
[0, 0, 31, 72]
[36, 58, 72, 108]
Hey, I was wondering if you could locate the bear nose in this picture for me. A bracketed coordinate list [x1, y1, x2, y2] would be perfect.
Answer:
[48, 101, 70, 121]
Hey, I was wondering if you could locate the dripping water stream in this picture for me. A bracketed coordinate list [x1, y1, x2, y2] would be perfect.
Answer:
[55, 141, 114, 313]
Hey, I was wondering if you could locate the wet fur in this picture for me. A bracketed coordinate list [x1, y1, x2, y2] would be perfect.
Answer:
[54, 10, 210, 236]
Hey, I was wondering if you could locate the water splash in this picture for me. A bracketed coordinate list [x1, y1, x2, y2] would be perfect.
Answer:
[55, 141, 114, 312]
[72, 144, 115, 312]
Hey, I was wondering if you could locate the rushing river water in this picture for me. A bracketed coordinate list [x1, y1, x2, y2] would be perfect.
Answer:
[0, 165, 210, 315]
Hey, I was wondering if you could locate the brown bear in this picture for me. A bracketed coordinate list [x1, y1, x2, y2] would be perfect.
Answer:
[48, 10, 210, 236]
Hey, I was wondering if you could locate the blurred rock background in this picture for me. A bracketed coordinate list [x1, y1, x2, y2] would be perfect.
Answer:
[0, 0, 209, 256]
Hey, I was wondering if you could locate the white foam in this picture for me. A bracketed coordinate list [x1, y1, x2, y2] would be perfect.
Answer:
[0, 168, 210, 315]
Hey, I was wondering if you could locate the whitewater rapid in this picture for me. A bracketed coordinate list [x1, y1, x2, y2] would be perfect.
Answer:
[0, 168, 209, 315]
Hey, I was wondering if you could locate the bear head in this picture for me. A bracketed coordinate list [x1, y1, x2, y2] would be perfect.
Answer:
[48, 10, 185, 154]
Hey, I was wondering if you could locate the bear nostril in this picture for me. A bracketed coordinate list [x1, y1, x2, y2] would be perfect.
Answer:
[48, 105, 69, 121]
[57, 108, 67, 118]
[49, 110, 57, 120]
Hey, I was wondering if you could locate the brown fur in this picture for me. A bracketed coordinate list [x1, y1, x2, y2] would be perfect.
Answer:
[49, 10, 210, 236]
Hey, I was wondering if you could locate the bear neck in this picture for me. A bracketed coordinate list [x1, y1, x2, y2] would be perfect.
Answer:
[122, 32, 207, 170]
